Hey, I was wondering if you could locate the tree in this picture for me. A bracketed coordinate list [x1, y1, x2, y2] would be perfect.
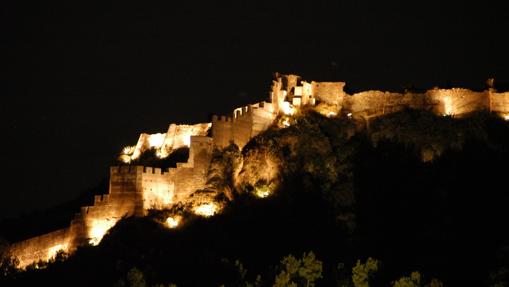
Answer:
[0, 237, 17, 278]
[207, 144, 242, 200]
[126, 267, 147, 287]
[392, 271, 421, 287]
[115, 267, 147, 287]
[488, 266, 509, 287]
[352, 257, 380, 287]
[391, 271, 444, 287]
[299, 252, 323, 286]
[233, 259, 263, 287]
[0, 256, 19, 278]
[274, 251, 323, 287]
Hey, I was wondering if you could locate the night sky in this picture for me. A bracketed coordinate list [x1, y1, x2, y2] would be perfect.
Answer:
[1, 0, 508, 220]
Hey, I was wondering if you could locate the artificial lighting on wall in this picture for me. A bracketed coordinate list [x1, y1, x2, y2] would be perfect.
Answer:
[88, 218, 117, 246]
[281, 101, 295, 115]
[156, 149, 169, 159]
[119, 154, 132, 164]
[119, 145, 136, 163]
[165, 216, 181, 228]
[443, 97, 453, 116]
[147, 133, 166, 148]
[47, 243, 69, 260]
[193, 203, 218, 217]
[254, 188, 270, 198]
[122, 146, 135, 155]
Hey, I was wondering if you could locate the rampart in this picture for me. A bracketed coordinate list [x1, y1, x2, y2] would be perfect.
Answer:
[491, 90, 509, 114]
[270, 74, 509, 120]
[7, 136, 214, 268]
[6, 228, 71, 268]
[211, 74, 509, 153]
[343, 89, 509, 120]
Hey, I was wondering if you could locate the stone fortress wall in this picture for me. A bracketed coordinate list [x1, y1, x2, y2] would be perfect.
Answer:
[211, 101, 276, 149]
[343, 88, 495, 119]
[270, 74, 509, 118]
[7, 136, 213, 268]
[210, 74, 348, 150]
[6, 73, 509, 268]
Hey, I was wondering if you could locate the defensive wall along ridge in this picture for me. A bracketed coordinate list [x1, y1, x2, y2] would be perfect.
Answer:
[7, 136, 213, 268]
[5, 74, 509, 268]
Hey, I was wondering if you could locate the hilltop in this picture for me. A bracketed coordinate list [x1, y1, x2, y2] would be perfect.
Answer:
[2, 74, 509, 286]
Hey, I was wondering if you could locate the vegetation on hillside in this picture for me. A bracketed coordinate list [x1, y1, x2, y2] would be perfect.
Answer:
[2, 109, 509, 286]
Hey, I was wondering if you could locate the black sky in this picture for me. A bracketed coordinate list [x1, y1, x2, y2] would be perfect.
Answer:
[1, 0, 508, 219]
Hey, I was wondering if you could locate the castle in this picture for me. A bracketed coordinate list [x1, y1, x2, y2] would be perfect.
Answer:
[5, 74, 509, 268]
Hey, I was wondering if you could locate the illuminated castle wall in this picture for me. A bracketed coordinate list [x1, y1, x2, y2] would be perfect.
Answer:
[7, 136, 213, 268]
[210, 74, 348, 149]
[5, 74, 509, 268]
[269, 74, 509, 119]
[343, 88, 501, 119]
[211, 101, 276, 149]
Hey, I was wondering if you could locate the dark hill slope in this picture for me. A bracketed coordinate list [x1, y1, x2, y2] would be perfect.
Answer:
[3, 110, 509, 286]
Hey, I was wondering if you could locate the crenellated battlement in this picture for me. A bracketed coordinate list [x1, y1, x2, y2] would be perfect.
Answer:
[212, 102, 274, 127]
[109, 165, 173, 175]
[212, 115, 233, 122]
[142, 166, 164, 175]
[110, 165, 144, 174]
[233, 106, 249, 118]
[211, 100, 277, 149]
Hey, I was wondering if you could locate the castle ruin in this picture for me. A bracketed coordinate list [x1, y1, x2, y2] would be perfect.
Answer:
[5, 74, 509, 268]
